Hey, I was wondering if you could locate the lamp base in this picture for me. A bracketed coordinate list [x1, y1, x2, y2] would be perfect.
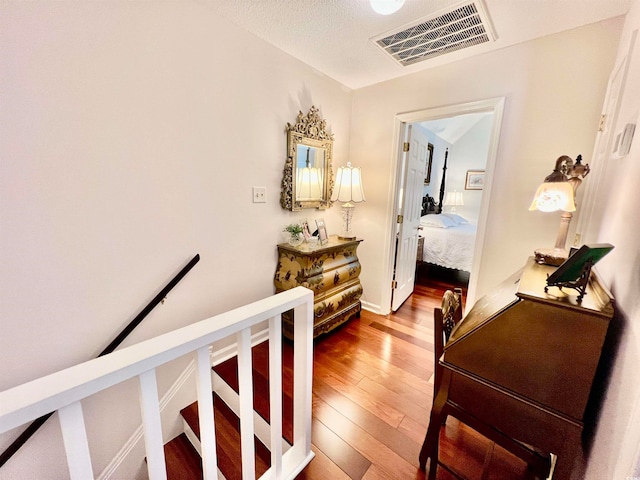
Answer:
[339, 203, 356, 241]
[534, 247, 569, 266]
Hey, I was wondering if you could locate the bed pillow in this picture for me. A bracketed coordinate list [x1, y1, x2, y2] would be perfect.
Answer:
[420, 214, 456, 228]
[442, 213, 468, 225]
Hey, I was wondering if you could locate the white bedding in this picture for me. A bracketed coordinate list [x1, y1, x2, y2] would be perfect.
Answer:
[419, 216, 476, 272]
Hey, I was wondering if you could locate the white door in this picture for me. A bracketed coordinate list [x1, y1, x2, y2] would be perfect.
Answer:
[575, 30, 637, 244]
[391, 126, 429, 311]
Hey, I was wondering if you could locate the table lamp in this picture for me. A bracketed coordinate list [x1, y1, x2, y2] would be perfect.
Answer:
[529, 154, 589, 265]
[443, 191, 464, 214]
[331, 162, 365, 240]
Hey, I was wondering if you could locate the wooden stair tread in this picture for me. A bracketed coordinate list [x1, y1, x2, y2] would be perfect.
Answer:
[174, 392, 272, 480]
[172, 341, 294, 480]
[164, 433, 202, 480]
[211, 341, 295, 443]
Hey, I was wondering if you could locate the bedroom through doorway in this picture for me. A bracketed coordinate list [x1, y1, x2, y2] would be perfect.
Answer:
[414, 113, 492, 284]
[388, 98, 505, 312]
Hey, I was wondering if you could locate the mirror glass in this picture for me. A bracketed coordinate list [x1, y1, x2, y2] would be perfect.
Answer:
[281, 106, 334, 211]
[295, 145, 326, 201]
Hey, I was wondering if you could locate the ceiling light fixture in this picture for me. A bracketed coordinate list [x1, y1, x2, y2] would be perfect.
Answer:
[370, 0, 405, 15]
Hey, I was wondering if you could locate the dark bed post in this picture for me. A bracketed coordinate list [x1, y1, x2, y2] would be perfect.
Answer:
[437, 148, 448, 214]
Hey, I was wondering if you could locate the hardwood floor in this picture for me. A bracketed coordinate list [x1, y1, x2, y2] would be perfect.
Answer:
[297, 267, 537, 480]
[166, 267, 540, 479]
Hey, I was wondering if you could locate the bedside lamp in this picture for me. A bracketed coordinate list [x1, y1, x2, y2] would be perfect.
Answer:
[331, 162, 365, 240]
[443, 191, 464, 214]
[529, 154, 589, 266]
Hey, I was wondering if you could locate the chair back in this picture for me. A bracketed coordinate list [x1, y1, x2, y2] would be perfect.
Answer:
[433, 288, 463, 398]
[441, 288, 463, 343]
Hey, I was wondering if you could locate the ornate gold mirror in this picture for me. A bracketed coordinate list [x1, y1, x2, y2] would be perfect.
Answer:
[281, 106, 334, 211]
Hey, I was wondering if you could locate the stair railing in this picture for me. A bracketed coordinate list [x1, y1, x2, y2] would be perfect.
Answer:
[0, 286, 315, 480]
[0, 253, 201, 469]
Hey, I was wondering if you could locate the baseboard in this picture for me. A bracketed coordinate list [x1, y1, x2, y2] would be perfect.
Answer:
[361, 299, 381, 314]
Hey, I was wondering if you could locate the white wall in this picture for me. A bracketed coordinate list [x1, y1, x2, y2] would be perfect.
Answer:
[419, 116, 491, 224]
[349, 18, 623, 313]
[446, 116, 493, 224]
[0, 1, 351, 478]
[581, 1, 640, 478]
[2, 2, 637, 478]
[419, 126, 452, 202]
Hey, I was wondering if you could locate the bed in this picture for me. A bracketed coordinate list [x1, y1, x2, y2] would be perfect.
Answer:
[416, 149, 477, 272]
[419, 212, 476, 272]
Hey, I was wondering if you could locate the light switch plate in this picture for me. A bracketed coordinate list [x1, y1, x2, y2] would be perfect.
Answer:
[612, 123, 636, 158]
[252, 186, 266, 203]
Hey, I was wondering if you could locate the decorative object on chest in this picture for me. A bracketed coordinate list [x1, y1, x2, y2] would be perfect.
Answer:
[283, 223, 305, 247]
[274, 235, 363, 340]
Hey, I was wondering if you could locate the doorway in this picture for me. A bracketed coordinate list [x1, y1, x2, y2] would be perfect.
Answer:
[384, 98, 505, 312]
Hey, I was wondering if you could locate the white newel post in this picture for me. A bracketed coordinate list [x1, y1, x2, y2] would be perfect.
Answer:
[293, 298, 313, 458]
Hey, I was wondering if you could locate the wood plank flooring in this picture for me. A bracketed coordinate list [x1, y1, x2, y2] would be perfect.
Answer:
[166, 266, 540, 479]
[298, 267, 536, 479]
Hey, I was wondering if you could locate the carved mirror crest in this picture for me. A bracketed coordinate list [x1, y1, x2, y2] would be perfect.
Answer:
[281, 106, 334, 211]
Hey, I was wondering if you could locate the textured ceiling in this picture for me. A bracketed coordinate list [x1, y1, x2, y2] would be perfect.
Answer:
[204, 0, 631, 89]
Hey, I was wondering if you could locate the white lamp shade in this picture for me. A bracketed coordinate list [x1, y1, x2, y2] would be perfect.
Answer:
[370, 0, 405, 15]
[331, 162, 365, 203]
[443, 191, 464, 206]
[529, 182, 576, 212]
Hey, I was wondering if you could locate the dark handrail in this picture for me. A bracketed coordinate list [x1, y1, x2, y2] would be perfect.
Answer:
[0, 253, 200, 468]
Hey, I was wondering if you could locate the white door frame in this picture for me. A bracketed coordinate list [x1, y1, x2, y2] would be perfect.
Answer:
[381, 97, 506, 313]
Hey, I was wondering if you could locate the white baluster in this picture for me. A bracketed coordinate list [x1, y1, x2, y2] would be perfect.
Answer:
[196, 346, 218, 480]
[58, 401, 94, 480]
[237, 328, 256, 479]
[138, 369, 167, 480]
[293, 300, 313, 456]
[269, 315, 283, 478]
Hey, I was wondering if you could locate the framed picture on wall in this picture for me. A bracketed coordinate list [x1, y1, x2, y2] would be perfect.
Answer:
[316, 218, 329, 245]
[424, 143, 434, 185]
[465, 170, 485, 190]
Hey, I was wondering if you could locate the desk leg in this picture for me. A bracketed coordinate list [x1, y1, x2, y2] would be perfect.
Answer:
[419, 370, 452, 478]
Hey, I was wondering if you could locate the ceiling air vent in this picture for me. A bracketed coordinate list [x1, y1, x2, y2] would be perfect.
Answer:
[373, 0, 496, 67]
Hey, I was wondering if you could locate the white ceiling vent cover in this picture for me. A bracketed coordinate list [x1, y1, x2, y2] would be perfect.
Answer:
[373, 1, 496, 67]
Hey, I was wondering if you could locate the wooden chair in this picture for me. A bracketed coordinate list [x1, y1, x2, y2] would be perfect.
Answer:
[419, 289, 552, 480]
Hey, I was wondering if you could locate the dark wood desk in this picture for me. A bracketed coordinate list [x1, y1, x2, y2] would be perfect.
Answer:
[421, 258, 614, 479]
